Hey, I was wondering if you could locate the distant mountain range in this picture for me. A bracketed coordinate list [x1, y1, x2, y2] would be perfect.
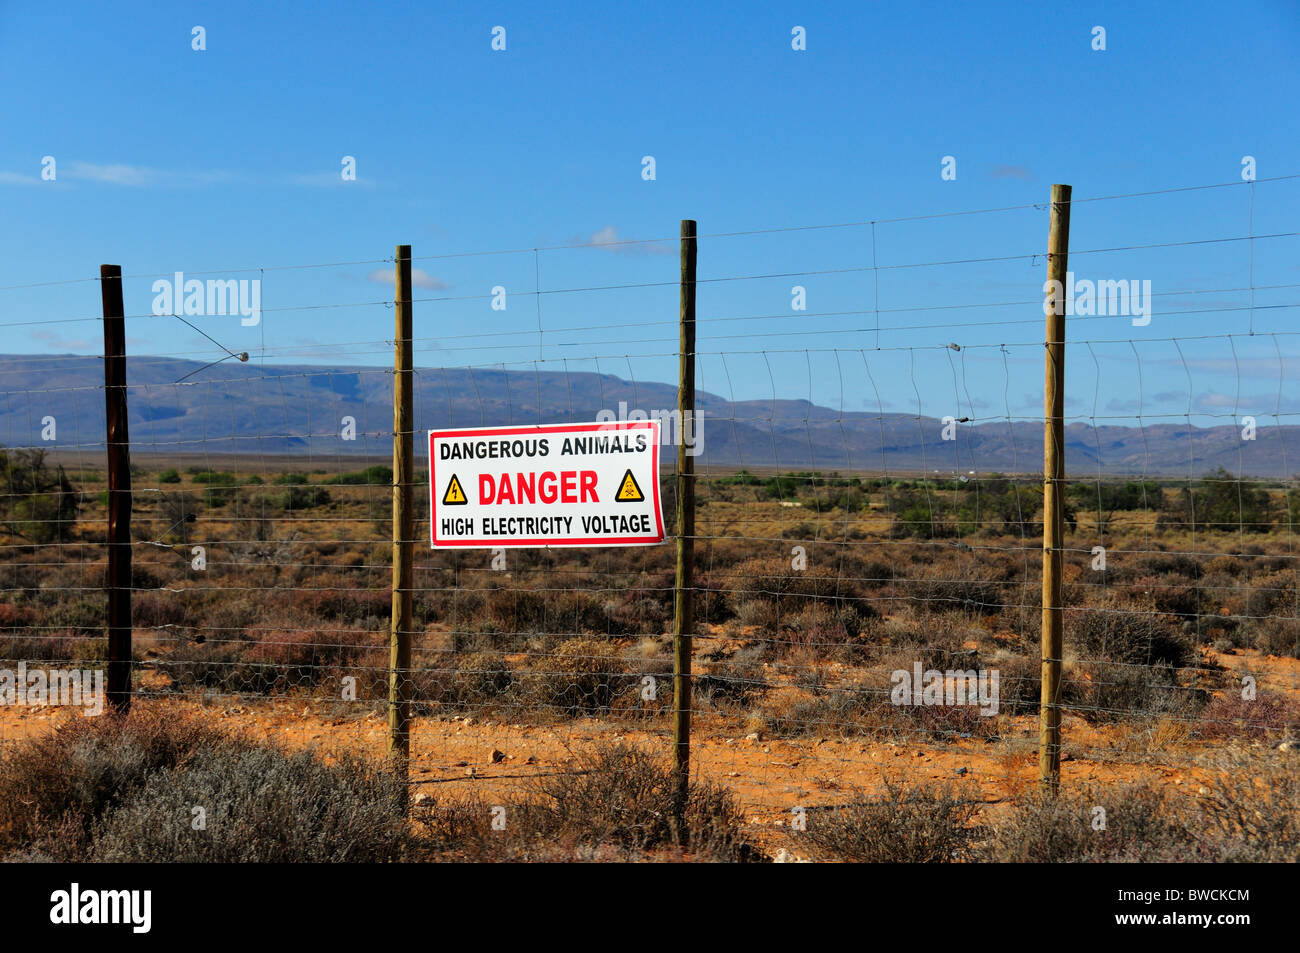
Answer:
[3, 354, 1297, 477]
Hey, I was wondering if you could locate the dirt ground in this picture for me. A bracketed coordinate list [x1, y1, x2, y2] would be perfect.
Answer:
[4, 645, 1292, 853]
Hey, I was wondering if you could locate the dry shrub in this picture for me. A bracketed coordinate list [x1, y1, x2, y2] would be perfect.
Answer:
[782, 603, 874, 663]
[523, 637, 630, 715]
[984, 780, 1206, 862]
[993, 654, 1042, 715]
[1242, 570, 1295, 617]
[1066, 660, 1205, 723]
[756, 677, 1000, 742]
[523, 743, 755, 861]
[1197, 692, 1300, 741]
[1197, 750, 1300, 862]
[693, 657, 768, 710]
[0, 602, 37, 628]
[133, 591, 197, 629]
[1069, 599, 1193, 668]
[987, 760, 1299, 862]
[913, 573, 1007, 616]
[290, 588, 390, 624]
[91, 747, 416, 862]
[1253, 616, 1300, 659]
[446, 650, 515, 708]
[797, 781, 982, 862]
[873, 610, 984, 683]
[421, 745, 757, 862]
[722, 556, 864, 618]
[0, 704, 230, 856]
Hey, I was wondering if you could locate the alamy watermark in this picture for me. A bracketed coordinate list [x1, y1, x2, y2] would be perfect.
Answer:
[152, 271, 261, 326]
[50, 883, 150, 933]
[1043, 272, 1152, 327]
[0, 663, 104, 716]
[890, 662, 1000, 716]
[595, 401, 703, 456]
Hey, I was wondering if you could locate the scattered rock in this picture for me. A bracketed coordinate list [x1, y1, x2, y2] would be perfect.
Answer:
[525, 755, 538, 764]
[744, 732, 761, 743]
[412, 792, 434, 808]
[773, 848, 808, 863]
[465, 766, 477, 777]
[956, 766, 969, 776]
[453, 760, 469, 767]
[490, 748, 506, 763]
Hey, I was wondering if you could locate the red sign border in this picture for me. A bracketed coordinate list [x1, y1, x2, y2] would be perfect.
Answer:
[429, 420, 664, 548]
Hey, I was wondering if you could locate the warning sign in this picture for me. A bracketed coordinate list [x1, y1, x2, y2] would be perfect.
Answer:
[615, 469, 644, 502]
[429, 420, 664, 548]
[442, 474, 468, 505]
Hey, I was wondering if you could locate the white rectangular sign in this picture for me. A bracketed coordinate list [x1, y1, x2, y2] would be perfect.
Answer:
[429, 420, 665, 548]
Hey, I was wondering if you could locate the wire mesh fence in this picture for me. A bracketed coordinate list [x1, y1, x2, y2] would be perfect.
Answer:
[2, 175, 1298, 834]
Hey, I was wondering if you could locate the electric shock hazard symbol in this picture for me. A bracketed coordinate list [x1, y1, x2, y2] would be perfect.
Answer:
[429, 420, 664, 549]
[442, 474, 467, 505]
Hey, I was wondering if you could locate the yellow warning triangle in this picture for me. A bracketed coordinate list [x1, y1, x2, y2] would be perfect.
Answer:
[615, 469, 644, 502]
[442, 474, 468, 505]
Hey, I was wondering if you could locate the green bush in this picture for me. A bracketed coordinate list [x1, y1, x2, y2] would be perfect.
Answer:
[190, 470, 239, 507]
[326, 465, 393, 486]
[0, 447, 80, 542]
[281, 485, 332, 509]
[191, 470, 237, 486]
[1158, 468, 1275, 533]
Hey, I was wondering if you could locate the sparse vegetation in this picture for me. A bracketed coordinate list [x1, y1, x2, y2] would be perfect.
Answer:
[1, 460, 1297, 863]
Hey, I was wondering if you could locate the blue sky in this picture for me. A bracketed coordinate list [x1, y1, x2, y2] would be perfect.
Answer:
[1, 0, 1297, 425]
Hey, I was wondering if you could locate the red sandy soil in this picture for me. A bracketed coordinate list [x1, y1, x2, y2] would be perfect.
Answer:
[6, 644, 1293, 843]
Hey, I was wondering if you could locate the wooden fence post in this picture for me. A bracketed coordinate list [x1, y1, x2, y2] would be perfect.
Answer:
[672, 220, 697, 814]
[101, 264, 132, 714]
[389, 245, 414, 774]
[1040, 185, 1071, 792]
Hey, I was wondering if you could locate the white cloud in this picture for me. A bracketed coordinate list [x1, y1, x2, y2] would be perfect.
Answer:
[366, 267, 449, 290]
[0, 171, 40, 186]
[30, 328, 90, 350]
[288, 171, 367, 186]
[60, 162, 235, 187]
[989, 165, 1034, 180]
[66, 162, 161, 186]
[575, 226, 671, 256]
